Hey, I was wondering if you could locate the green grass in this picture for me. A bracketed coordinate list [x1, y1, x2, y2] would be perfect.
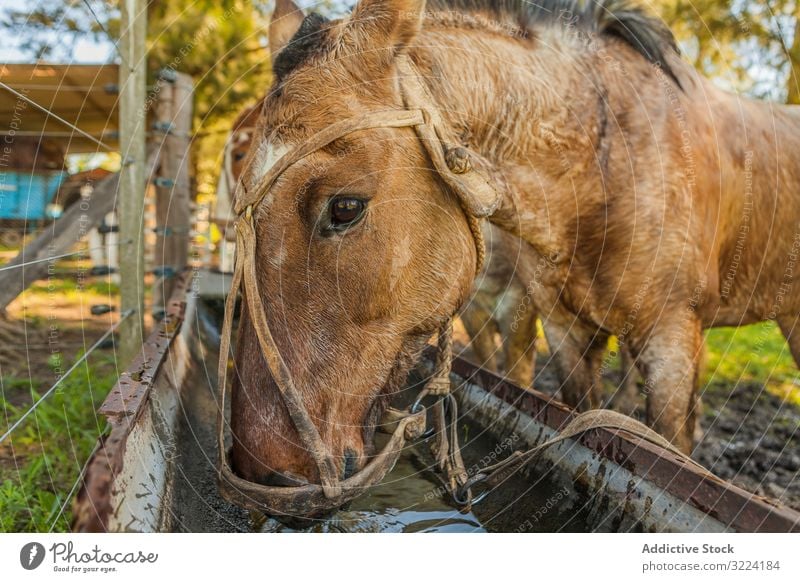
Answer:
[704, 322, 800, 406]
[0, 352, 118, 532]
[25, 277, 120, 298]
[704, 322, 796, 383]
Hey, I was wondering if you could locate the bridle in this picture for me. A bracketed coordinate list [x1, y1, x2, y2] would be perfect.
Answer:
[216, 55, 499, 517]
[216, 55, 703, 519]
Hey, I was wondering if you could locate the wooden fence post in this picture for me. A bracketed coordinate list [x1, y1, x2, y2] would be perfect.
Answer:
[118, 0, 147, 366]
[152, 71, 193, 319]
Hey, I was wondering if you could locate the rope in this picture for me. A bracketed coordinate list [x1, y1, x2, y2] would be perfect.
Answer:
[451, 408, 708, 509]
[423, 322, 454, 397]
[466, 214, 486, 275]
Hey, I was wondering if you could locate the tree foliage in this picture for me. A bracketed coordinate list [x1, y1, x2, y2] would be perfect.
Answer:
[1, 0, 118, 61]
[653, 0, 800, 101]
[145, 0, 271, 199]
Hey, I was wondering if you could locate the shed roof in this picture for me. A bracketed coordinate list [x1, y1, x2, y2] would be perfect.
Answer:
[0, 63, 119, 154]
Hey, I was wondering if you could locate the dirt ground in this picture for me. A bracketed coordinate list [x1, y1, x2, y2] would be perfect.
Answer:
[0, 255, 157, 384]
[0, 271, 120, 388]
[452, 321, 800, 513]
[692, 382, 800, 509]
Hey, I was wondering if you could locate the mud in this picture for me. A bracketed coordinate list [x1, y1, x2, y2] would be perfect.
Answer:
[501, 350, 800, 512]
[693, 382, 800, 511]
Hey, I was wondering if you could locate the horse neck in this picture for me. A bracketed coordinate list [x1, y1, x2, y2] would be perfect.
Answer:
[412, 25, 595, 164]
[411, 23, 603, 252]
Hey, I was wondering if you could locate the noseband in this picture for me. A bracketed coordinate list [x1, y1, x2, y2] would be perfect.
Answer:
[216, 56, 497, 517]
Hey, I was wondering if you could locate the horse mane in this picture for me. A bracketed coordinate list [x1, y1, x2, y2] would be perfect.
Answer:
[428, 0, 680, 84]
[272, 0, 681, 86]
[272, 12, 331, 82]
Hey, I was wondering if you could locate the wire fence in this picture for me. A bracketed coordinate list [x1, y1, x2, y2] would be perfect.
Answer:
[79, 0, 132, 71]
[0, 308, 133, 532]
[0, 80, 117, 152]
[48, 450, 94, 532]
[0, 240, 133, 273]
[0, 40, 179, 532]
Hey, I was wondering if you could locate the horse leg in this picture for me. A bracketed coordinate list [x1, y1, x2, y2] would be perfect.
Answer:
[777, 315, 800, 369]
[460, 305, 499, 373]
[497, 302, 538, 388]
[634, 318, 704, 454]
[542, 316, 608, 411]
[609, 343, 641, 415]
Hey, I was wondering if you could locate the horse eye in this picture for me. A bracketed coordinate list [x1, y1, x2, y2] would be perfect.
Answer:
[233, 151, 247, 161]
[329, 197, 366, 229]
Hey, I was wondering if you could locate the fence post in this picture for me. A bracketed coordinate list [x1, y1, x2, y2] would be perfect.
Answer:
[152, 71, 193, 319]
[118, 0, 147, 366]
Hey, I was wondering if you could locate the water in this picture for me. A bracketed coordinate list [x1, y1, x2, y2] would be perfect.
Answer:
[254, 425, 595, 533]
[325, 445, 487, 533]
[257, 441, 487, 532]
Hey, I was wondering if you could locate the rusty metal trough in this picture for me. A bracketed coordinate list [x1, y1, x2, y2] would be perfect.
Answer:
[72, 272, 800, 532]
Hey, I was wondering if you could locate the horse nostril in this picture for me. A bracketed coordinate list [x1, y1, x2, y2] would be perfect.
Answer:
[343, 448, 358, 479]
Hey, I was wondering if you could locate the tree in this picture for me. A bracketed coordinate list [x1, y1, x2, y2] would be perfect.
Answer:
[146, 0, 271, 200]
[785, 5, 800, 103]
[654, 0, 800, 102]
[1, 0, 118, 61]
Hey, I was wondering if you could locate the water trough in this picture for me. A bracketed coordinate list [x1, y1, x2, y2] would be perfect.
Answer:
[71, 272, 800, 533]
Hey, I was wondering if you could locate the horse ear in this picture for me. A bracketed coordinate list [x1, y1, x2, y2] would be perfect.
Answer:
[345, 0, 425, 62]
[269, 0, 306, 57]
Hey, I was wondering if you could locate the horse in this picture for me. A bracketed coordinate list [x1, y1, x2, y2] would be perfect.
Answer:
[214, 102, 263, 233]
[229, 0, 800, 494]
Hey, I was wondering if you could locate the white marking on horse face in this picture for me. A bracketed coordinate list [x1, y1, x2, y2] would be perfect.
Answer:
[269, 244, 286, 269]
[233, 128, 253, 146]
[250, 140, 290, 186]
[237, 139, 290, 208]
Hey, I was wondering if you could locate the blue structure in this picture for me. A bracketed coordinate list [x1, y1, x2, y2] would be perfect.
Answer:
[0, 171, 66, 220]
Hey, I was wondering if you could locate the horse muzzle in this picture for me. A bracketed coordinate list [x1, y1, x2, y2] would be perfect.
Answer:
[217, 405, 427, 518]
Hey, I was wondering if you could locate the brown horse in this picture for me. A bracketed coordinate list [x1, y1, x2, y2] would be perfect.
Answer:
[214, 102, 263, 231]
[230, 0, 800, 488]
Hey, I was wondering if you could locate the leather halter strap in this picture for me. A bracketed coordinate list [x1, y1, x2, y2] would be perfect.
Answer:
[217, 112, 432, 513]
[234, 108, 425, 214]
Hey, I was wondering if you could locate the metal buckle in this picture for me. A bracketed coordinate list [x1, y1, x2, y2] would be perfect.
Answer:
[452, 473, 490, 507]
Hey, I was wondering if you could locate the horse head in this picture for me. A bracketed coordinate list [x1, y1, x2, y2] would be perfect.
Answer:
[228, 0, 500, 502]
